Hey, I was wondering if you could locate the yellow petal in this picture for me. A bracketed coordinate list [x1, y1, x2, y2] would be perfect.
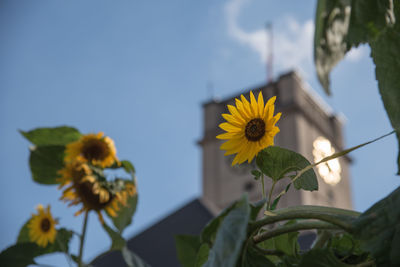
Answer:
[235, 98, 250, 120]
[240, 95, 252, 117]
[257, 91, 264, 118]
[263, 96, 276, 118]
[249, 91, 258, 116]
[227, 105, 245, 121]
[222, 113, 243, 127]
[216, 132, 242, 140]
[219, 122, 241, 133]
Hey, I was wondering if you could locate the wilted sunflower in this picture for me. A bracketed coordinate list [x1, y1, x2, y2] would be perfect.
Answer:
[28, 204, 58, 247]
[59, 162, 136, 223]
[65, 132, 118, 168]
[217, 91, 281, 165]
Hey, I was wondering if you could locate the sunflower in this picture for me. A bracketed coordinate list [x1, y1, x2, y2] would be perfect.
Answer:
[28, 204, 58, 247]
[217, 91, 281, 165]
[64, 132, 118, 168]
[59, 162, 136, 223]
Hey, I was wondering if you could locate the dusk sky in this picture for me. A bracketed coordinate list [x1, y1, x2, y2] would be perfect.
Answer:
[1, 0, 399, 266]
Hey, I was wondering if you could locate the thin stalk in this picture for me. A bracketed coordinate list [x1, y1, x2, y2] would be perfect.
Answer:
[253, 221, 339, 244]
[267, 180, 276, 210]
[311, 230, 333, 249]
[250, 205, 360, 233]
[78, 211, 89, 267]
[261, 172, 266, 200]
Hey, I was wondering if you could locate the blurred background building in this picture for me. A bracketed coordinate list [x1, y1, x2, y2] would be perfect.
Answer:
[93, 71, 352, 266]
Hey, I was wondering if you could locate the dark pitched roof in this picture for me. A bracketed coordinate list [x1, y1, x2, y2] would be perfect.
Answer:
[92, 198, 214, 267]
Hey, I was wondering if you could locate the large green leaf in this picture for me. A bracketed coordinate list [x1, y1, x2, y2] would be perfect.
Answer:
[200, 199, 240, 245]
[20, 126, 81, 146]
[347, 0, 395, 45]
[314, 0, 352, 95]
[314, 0, 400, 173]
[203, 195, 250, 267]
[352, 185, 400, 266]
[29, 145, 65, 184]
[370, 25, 400, 174]
[0, 228, 73, 267]
[256, 146, 318, 191]
[102, 223, 126, 250]
[175, 235, 201, 267]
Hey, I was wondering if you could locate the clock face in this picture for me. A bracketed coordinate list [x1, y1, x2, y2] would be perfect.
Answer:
[312, 136, 341, 185]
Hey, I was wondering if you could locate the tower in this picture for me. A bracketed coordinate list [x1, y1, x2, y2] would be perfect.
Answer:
[199, 71, 352, 215]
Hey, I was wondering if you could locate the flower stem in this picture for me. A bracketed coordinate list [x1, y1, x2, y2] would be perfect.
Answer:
[261, 172, 266, 201]
[78, 211, 89, 267]
[253, 220, 339, 244]
[267, 180, 276, 210]
[249, 205, 359, 233]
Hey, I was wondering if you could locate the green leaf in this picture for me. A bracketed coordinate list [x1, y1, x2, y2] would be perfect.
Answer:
[370, 25, 400, 174]
[299, 248, 350, 267]
[251, 170, 262, 180]
[249, 199, 266, 221]
[329, 233, 369, 265]
[270, 184, 291, 211]
[0, 243, 38, 267]
[314, 0, 395, 94]
[20, 126, 81, 146]
[201, 199, 241, 245]
[106, 180, 138, 233]
[352, 185, 400, 266]
[314, 0, 352, 95]
[256, 146, 318, 191]
[16, 220, 30, 243]
[29, 145, 65, 184]
[102, 223, 126, 250]
[203, 195, 250, 267]
[347, 0, 395, 46]
[274, 228, 299, 257]
[195, 243, 210, 267]
[0, 228, 73, 267]
[175, 235, 201, 267]
[243, 247, 275, 267]
[121, 246, 151, 267]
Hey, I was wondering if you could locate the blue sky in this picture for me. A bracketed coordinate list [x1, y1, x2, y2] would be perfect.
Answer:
[1, 0, 399, 266]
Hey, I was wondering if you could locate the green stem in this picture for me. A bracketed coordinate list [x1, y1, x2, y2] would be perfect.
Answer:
[311, 230, 333, 249]
[261, 172, 266, 201]
[78, 211, 89, 267]
[267, 180, 276, 210]
[253, 221, 339, 244]
[250, 205, 360, 233]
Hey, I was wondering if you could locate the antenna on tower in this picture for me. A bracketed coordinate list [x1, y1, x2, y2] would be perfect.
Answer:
[266, 22, 273, 83]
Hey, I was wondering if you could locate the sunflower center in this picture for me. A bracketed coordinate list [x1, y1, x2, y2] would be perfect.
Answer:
[245, 118, 265, 141]
[82, 140, 109, 161]
[40, 218, 51, 232]
[77, 181, 113, 211]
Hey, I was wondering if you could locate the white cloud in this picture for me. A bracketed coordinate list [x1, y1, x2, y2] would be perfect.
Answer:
[345, 45, 368, 62]
[224, 0, 367, 78]
[224, 0, 315, 77]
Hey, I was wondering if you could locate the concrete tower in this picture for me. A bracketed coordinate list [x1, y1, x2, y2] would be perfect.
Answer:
[199, 71, 352, 215]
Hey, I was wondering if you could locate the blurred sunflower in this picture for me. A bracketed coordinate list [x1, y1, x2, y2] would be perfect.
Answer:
[217, 91, 281, 165]
[28, 204, 58, 247]
[64, 132, 118, 168]
[58, 162, 136, 223]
